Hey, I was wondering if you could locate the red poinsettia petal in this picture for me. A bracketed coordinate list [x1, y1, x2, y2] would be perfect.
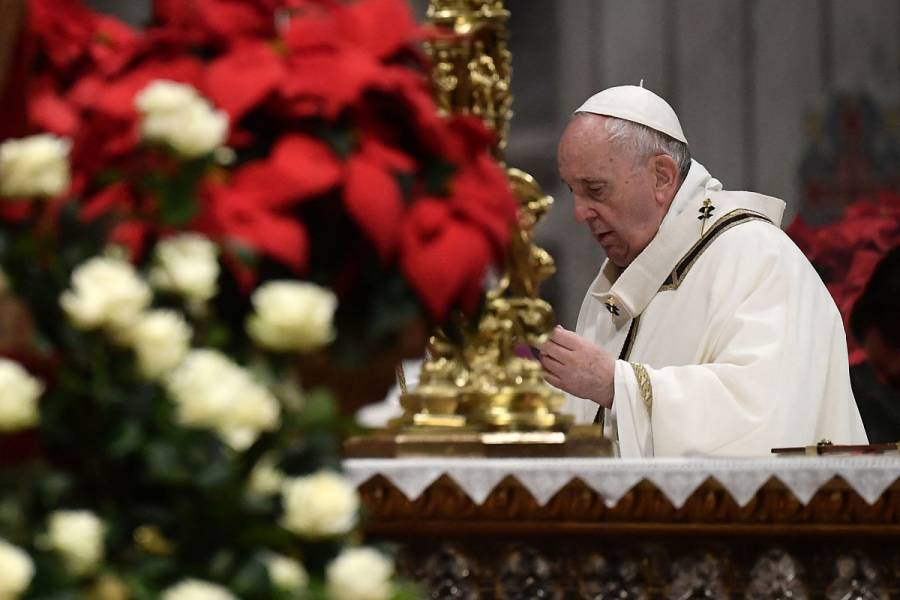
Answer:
[449, 152, 517, 252]
[96, 56, 205, 120]
[210, 184, 309, 272]
[109, 220, 151, 262]
[283, 4, 342, 53]
[339, 0, 419, 58]
[196, 0, 273, 41]
[446, 115, 496, 157]
[370, 66, 468, 160]
[89, 14, 142, 76]
[400, 202, 491, 320]
[205, 41, 285, 122]
[359, 134, 415, 173]
[343, 155, 404, 260]
[29, 82, 80, 137]
[28, 0, 95, 72]
[0, 203, 33, 224]
[268, 135, 343, 202]
[154, 0, 273, 46]
[407, 196, 450, 239]
[80, 182, 134, 222]
[280, 48, 383, 118]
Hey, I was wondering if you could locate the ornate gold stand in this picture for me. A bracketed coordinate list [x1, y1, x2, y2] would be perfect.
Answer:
[344, 0, 610, 458]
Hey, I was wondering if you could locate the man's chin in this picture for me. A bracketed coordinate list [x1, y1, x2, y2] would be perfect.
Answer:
[604, 247, 630, 268]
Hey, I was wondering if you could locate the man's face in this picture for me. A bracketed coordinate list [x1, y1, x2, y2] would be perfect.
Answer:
[863, 328, 900, 388]
[558, 115, 670, 267]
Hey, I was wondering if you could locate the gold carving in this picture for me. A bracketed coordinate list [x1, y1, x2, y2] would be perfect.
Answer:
[424, 0, 513, 155]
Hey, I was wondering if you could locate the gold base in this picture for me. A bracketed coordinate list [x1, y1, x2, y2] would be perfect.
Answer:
[343, 425, 613, 458]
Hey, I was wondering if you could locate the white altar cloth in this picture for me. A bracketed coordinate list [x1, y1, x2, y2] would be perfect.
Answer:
[343, 456, 900, 509]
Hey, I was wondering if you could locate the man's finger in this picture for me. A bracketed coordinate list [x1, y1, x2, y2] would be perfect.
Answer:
[539, 353, 566, 376]
[551, 325, 587, 349]
[543, 371, 563, 389]
[539, 342, 569, 364]
[540, 357, 561, 378]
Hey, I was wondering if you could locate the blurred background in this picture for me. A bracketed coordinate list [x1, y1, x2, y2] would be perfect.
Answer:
[66, 0, 900, 327]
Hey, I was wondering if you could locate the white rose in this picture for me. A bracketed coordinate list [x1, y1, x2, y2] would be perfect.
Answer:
[264, 553, 308, 592]
[248, 453, 285, 496]
[0, 134, 71, 199]
[136, 80, 228, 159]
[0, 359, 42, 432]
[247, 281, 337, 352]
[164, 349, 280, 451]
[326, 547, 394, 600]
[46, 510, 104, 577]
[161, 579, 237, 600]
[60, 256, 152, 332]
[281, 471, 358, 537]
[0, 538, 34, 600]
[149, 234, 220, 302]
[125, 310, 192, 379]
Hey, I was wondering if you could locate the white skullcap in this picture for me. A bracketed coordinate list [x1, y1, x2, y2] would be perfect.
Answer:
[575, 85, 688, 145]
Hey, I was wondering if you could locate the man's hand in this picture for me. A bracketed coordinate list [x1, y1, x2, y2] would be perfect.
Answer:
[538, 325, 615, 408]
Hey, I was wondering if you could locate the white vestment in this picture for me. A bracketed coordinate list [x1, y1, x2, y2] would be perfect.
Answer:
[564, 160, 868, 457]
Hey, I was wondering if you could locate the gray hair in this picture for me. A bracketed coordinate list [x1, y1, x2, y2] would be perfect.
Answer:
[576, 113, 692, 182]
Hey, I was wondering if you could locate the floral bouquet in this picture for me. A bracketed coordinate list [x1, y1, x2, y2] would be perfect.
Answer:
[0, 0, 516, 596]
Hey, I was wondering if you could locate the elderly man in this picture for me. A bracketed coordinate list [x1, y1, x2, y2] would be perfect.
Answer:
[540, 85, 867, 457]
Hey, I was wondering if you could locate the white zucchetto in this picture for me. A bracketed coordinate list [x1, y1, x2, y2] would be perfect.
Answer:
[575, 85, 688, 145]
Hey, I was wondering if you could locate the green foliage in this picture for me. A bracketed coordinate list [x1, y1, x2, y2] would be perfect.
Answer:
[0, 194, 412, 597]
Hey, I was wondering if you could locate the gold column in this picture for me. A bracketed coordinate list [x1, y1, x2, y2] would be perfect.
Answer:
[345, 0, 609, 457]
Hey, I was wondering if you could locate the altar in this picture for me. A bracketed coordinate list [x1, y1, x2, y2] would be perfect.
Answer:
[346, 456, 900, 597]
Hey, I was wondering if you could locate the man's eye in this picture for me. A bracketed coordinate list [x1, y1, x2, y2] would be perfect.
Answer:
[588, 187, 605, 195]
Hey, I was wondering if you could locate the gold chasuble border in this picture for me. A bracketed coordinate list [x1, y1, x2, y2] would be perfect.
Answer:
[660, 209, 773, 291]
[629, 362, 653, 417]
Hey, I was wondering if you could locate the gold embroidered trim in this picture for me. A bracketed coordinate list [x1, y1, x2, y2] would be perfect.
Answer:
[660, 209, 773, 292]
[630, 362, 653, 417]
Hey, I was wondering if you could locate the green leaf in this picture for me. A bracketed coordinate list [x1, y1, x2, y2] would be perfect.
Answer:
[295, 389, 337, 429]
[109, 421, 145, 458]
[231, 556, 272, 597]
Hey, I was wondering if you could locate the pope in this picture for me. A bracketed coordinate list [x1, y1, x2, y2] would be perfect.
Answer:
[540, 84, 868, 456]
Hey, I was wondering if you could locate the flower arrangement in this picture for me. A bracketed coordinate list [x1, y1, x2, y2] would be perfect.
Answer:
[0, 0, 517, 596]
[787, 190, 900, 364]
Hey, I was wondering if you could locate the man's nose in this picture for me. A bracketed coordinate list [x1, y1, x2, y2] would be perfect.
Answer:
[573, 197, 591, 223]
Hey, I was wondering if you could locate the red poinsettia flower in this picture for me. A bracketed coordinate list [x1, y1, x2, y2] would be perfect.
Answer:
[88, 14, 143, 76]
[28, 77, 80, 138]
[153, 0, 275, 49]
[337, 0, 421, 59]
[400, 199, 494, 320]
[204, 40, 286, 123]
[789, 192, 900, 366]
[29, 0, 141, 77]
[343, 153, 405, 261]
[448, 151, 517, 254]
[205, 180, 309, 273]
[28, 0, 96, 73]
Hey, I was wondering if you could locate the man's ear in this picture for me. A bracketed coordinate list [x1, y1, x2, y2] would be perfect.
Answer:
[651, 154, 679, 205]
